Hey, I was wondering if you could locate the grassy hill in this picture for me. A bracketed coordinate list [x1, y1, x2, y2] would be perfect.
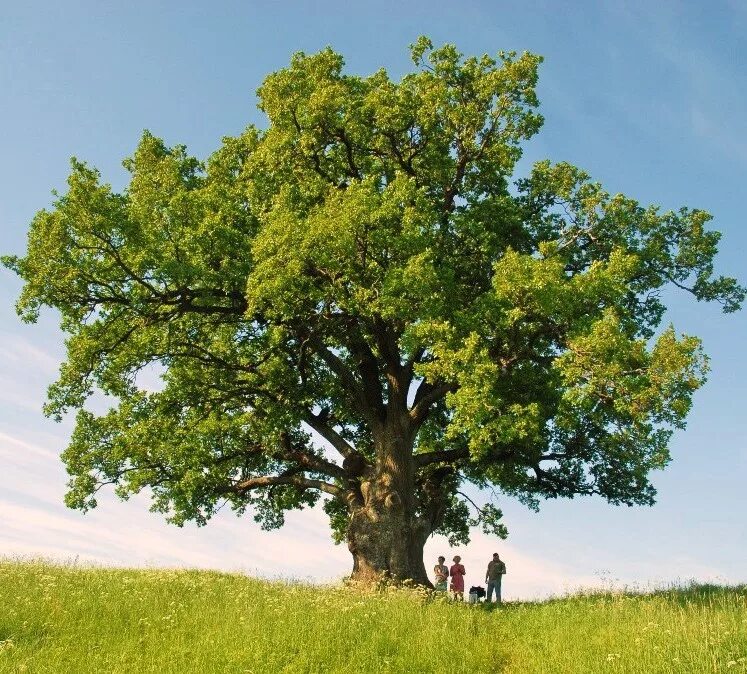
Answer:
[0, 561, 745, 673]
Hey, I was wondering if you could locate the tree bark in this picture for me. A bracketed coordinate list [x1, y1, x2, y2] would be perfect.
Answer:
[346, 503, 431, 586]
[345, 419, 432, 586]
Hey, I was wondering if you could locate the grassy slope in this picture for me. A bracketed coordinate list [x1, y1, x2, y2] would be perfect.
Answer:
[0, 561, 745, 673]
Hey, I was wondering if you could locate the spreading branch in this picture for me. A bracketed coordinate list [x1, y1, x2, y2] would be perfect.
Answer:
[277, 432, 346, 480]
[231, 474, 343, 498]
[307, 335, 370, 419]
[414, 446, 470, 468]
[410, 381, 457, 426]
[303, 410, 357, 460]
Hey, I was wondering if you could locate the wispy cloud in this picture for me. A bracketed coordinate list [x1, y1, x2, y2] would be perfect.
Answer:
[0, 429, 60, 462]
[0, 381, 47, 414]
[0, 328, 63, 415]
[0, 331, 61, 374]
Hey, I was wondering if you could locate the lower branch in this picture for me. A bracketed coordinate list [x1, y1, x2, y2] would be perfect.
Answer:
[231, 474, 343, 498]
[303, 411, 357, 460]
[409, 381, 457, 427]
[414, 446, 470, 468]
[277, 432, 346, 480]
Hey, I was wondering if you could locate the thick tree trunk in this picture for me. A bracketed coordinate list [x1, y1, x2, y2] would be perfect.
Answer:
[345, 419, 432, 586]
[347, 505, 431, 586]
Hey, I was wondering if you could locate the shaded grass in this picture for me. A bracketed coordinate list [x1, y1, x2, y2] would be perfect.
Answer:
[0, 560, 745, 673]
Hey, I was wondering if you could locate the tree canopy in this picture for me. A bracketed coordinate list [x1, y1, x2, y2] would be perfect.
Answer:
[4, 37, 743, 582]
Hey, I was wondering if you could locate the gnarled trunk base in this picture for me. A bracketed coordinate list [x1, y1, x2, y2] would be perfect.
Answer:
[346, 508, 431, 587]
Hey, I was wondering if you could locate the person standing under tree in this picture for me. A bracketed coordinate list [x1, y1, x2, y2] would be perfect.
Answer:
[485, 553, 507, 604]
[433, 556, 448, 591]
[449, 555, 466, 601]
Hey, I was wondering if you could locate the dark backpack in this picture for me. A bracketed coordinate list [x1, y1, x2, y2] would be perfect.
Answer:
[469, 585, 486, 598]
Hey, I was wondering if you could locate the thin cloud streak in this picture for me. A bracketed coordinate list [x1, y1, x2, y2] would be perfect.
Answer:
[0, 331, 61, 374]
[0, 430, 60, 462]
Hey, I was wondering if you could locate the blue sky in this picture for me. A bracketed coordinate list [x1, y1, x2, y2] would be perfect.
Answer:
[1, 0, 745, 598]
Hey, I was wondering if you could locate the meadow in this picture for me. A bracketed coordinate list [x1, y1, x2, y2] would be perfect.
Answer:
[0, 560, 745, 673]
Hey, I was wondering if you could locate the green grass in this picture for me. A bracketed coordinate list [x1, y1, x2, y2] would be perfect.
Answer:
[0, 560, 745, 673]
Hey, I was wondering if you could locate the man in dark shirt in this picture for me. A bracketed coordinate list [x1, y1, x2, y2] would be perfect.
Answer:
[485, 553, 507, 603]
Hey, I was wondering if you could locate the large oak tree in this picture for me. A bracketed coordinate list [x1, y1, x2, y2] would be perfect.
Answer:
[5, 38, 743, 584]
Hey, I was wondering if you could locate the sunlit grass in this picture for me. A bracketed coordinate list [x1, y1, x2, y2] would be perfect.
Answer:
[0, 559, 745, 673]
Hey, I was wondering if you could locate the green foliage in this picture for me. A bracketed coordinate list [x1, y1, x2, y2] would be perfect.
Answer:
[3, 37, 743, 549]
[1, 561, 746, 673]
[432, 496, 508, 546]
